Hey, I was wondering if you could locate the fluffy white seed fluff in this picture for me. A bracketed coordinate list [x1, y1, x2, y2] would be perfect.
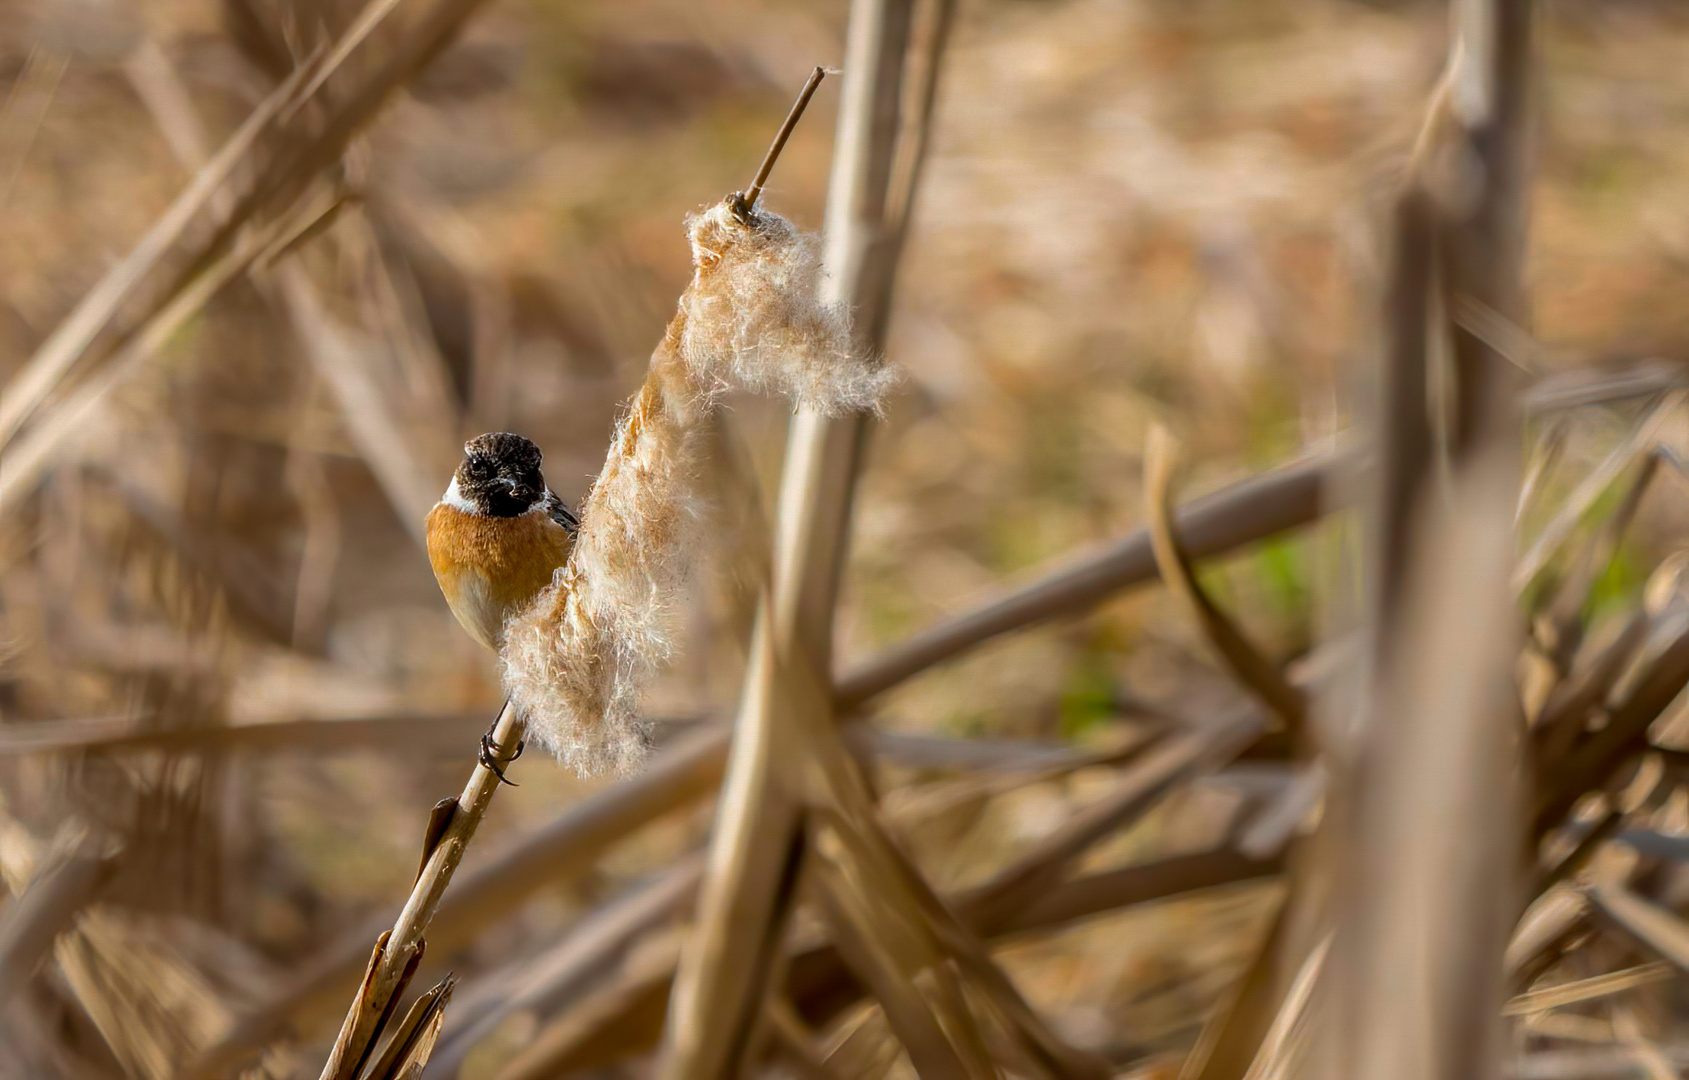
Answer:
[500, 197, 894, 775]
[499, 360, 704, 775]
[680, 200, 898, 416]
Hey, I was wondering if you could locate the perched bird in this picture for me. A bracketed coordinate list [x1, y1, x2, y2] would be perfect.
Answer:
[426, 431, 578, 779]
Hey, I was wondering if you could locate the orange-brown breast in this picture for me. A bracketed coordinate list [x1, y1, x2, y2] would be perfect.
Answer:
[425, 503, 575, 652]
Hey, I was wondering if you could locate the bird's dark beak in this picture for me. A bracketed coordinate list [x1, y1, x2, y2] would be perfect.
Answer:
[500, 477, 538, 504]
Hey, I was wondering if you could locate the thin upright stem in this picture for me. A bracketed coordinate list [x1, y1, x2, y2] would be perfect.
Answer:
[741, 66, 828, 208]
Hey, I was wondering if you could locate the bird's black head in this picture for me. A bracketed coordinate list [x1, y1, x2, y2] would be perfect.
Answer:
[453, 432, 547, 517]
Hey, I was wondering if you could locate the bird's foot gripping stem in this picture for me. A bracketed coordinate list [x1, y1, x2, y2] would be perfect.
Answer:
[478, 725, 525, 786]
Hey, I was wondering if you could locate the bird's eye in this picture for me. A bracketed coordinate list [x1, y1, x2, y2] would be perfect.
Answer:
[467, 459, 492, 479]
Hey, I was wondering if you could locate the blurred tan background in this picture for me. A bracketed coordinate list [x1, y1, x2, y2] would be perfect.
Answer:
[3, 0, 1688, 1077]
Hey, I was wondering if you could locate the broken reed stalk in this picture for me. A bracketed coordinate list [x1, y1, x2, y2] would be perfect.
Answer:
[315, 700, 521, 1080]
[360, 972, 457, 1080]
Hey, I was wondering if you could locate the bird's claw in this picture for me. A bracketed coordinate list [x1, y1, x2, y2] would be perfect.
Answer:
[479, 732, 521, 786]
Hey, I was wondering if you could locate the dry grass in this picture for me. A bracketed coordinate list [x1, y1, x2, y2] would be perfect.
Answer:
[5, 0, 1689, 1079]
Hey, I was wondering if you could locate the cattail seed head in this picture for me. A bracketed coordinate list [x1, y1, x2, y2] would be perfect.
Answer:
[500, 198, 894, 776]
[680, 198, 898, 417]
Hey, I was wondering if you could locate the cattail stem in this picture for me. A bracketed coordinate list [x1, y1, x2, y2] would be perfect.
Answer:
[739, 66, 827, 210]
[316, 700, 522, 1080]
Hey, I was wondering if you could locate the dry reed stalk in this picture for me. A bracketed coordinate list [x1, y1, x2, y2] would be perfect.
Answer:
[0, 45, 67, 208]
[1, 0, 500, 529]
[0, 711, 481, 756]
[957, 711, 1262, 935]
[1533, 618, 1689, 837]
[1326, 3, 1534, 1078]
[1180, 180, 1445, 1080]
[877, 727, 1164, 840]
[1532, 808, 1623, 899]
[1502, 963, 1671, 1017]
[1367, 188, 1439, 633]
[0, 40, 328, 452]
[1143, 425, 1307, 731]
[1534, 452, 1662, 670]
[763, 995, 838, 1080]
[660, 3, 923, 1075]
[359, 973, 455, 1080]
[1, 24, 394, 534]
[1609, 1001, 1677, 1080]
[498, 834, 1292, 1077]
[1333, 419, 1524, 1080]
[1531, 611, 1649, 766]
[1524, 361, 1687, 415]
[1178, 905, 1295, 1080]
[659, 607, 812, 1077]
[805, 846, 982, 1080]
[127, 23, 452, 549]
[491, 936, 686, 1080]
[835, 452, 1337, 709]
[1513, 394, 1682, 598]
[1235, 932, 1330, 1080]
[429, 855, 704, 1077]
[152, 0, 500, 334]
[994, 844, 1286, 936]
[1517, 413, 1569, 525]
[830, 819, 1112, 1080]
[0, 828, 119, 1011]
[0, 193, 336, 509]
[52, 907, 234, 1080]
[758, 614, 1111, 1080]
[1586, 880, 1689, 973]
[823, 1009, 902, 1080]
[1507, 888, 1593, 993]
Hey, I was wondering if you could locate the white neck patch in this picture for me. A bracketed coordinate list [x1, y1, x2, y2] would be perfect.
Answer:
[441, 476, 478, 513]
[440, 476, 549, 516]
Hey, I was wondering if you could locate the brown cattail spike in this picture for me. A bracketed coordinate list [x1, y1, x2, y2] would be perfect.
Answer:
[738, 66, 828, 213]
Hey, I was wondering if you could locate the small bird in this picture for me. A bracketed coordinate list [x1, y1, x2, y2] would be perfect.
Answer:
[426, 431, 578, 780]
